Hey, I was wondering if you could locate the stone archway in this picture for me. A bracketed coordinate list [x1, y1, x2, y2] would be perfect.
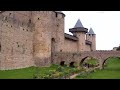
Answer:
[80, 56, 99, 68]
[60, 61, 65, 66]
[69, 62, 76, 67]
[102, 57, 120, 69]
[102, 57, 110, 69]
[80, 56, 90, 66]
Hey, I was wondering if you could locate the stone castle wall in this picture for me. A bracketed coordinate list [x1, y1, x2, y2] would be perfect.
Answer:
[0, 11, 93, 70]
[0, 11, 34, 70]
[64, 39, 78, 52]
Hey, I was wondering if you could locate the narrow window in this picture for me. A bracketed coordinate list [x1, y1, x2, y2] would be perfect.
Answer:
[29, 19, 31, 23]
[0, 43, 1, 52]
[55, 13, 58, 17]
[9, 13, 11, 16]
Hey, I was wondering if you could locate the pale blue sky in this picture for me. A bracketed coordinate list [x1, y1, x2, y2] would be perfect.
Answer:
[62, 11, 120, 50]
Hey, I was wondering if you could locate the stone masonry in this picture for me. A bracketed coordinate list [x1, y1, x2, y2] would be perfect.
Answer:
[0, 11, 119, 70]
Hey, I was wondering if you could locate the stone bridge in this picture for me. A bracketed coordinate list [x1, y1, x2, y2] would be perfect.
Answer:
[52, 50, 120, 69]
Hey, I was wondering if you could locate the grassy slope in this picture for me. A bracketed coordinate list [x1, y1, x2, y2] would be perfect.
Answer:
[76, 57, 120, 79]
[0, 64, 77, 79]
[0, 65, 63, 79]
[0, 67, 37, 79]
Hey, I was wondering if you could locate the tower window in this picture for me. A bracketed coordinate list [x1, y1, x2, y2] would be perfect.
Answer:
[0, 43, 1, 52]
[52, 38, 55, 42]
[29, 19, 31, 23]
[9, 13, 11, 16]
[60, 49, 62, 52]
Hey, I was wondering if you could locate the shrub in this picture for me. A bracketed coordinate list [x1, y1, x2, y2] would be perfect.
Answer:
[56, 66, 63, 72]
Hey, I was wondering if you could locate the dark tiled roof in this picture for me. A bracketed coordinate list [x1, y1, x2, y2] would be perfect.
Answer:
[64, 33, 78, 41]
[87, 28, 95, 35]
[85, 40, 92, 45]
[69, 27, 88, 33]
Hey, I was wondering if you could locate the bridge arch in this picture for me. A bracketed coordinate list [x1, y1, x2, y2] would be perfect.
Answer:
[69, 61, 76, 67]
[80, 56, 89, 66]
[80, 56, 99, 68]
[102, 56, 120, 68]
[60, 61, 65, 66]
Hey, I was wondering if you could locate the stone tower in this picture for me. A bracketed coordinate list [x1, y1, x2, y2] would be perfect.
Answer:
[52, 11, 65, 52]
[33, 11, 55, 67]
[86, 28, 96, 51]
[33, 11, 65, 66]
[69, 19, 88, 52]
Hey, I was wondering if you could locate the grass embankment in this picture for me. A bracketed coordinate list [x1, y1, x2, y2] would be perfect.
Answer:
[76, 57, 120, 79]
[0, 64, 82, 79]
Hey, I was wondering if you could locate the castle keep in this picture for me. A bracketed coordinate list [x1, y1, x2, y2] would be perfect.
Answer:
[0, 11, 96, 70]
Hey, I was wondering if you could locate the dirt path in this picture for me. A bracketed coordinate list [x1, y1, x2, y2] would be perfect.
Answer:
[67, 68, 95, 79]
[69, 73, 79, 79]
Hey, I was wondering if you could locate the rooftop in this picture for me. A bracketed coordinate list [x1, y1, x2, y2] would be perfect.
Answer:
[69, 19, 88, 33]
[64, 33, 78, 41]
[74, 19, 84, 28]
[87, 28, 95, 35]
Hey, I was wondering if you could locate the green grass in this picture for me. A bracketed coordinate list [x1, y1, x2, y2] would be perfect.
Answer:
[85, 59, 97, 65]
[0, 65, 59, 79]
[0, 66, 36, 79]
[0, 64, 82, 79]
[76, 57, 120, 79]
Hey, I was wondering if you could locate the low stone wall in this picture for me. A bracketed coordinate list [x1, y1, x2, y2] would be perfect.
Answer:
[52, 52, 81, 65]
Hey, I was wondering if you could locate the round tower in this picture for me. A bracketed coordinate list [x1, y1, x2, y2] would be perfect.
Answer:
[69, 19, 88, 52]
[53, 11, 65, 52]
[86, 28, 96, 51]
[32, 11, 56, 67]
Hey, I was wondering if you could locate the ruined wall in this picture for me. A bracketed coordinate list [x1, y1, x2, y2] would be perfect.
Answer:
[63, 39, 77, 52]
[0, 11, 34, 70]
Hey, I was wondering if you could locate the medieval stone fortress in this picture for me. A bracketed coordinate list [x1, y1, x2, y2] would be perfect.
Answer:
[0, 11, 120, 70]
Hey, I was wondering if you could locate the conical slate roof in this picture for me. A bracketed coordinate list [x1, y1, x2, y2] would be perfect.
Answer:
[74, 19, 84, 28]
[69, 19, 88, 33]
[87, 28, 95, 35]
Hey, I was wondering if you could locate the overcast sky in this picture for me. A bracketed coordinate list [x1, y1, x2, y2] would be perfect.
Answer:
[62, 11, 120, 50]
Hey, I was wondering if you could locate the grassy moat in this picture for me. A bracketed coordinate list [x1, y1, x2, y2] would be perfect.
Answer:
[76, 57, 120, 79]
[0, 57, 120, 79]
